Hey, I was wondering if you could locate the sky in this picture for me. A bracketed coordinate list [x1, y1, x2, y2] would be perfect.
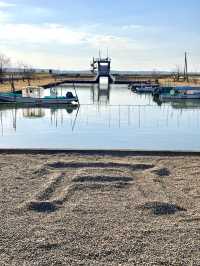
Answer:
[0, 0, 200, 71]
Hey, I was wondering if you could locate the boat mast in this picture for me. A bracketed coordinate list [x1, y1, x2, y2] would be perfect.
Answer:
[73, 83, 80, 105]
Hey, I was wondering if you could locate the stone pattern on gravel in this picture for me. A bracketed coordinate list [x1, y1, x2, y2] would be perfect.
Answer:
[0, 153, 199, 265]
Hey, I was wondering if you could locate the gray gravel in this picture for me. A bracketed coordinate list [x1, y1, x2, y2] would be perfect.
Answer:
[0, 152, 200, 265]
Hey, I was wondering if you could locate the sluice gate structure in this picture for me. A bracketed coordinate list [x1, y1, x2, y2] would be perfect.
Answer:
[91, 57, 114, 83]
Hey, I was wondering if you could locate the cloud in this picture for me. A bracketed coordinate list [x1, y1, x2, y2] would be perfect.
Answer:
[121, 24, 145, 31]
[1, 21, 197, 71]
[0, 10, 10, 22]
[0, 1, 15, 8]
[0, 1, 14, 23]
[0, 23, 148, 51]
[0, 23, 88, 45]
[0, 22, 164, 70]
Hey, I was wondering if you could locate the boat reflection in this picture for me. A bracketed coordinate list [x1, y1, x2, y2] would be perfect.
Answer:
[0, 104, 79, 135]
[171, 100, 200, 109]
[153, 97, 200, 110]
[23, 108, 45, 118]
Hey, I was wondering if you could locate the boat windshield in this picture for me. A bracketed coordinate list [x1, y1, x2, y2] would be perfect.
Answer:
[22, 87, 44, 98]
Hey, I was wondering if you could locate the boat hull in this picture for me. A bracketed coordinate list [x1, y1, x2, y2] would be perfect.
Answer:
[134, 87, 158, 93]
[160, 94, 200, 101]
[0, 95, 78, 105]
[136, 89, 155, 93]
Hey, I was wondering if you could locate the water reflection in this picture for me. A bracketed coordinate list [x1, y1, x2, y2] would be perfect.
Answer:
[0, 104, 79, 135]
[1, 84, 200, 150]
[153, 97, 200, 110]
[1, 103, 200, 132]
[23, 108, 45, 118]
[89, 83, 110, 104]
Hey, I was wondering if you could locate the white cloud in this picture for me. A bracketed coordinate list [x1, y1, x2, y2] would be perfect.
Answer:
[0, 23, 148, 51]
[0, 1, 15, 8]
[121, 24, 145, 31]
[0, 10, 10, 22]
[0, 22, 165, 70]
[1, 21, 197, 71]
[0, 1, 14, 23]
[89, 34, 147, 51]
[0, 23, 88, 45]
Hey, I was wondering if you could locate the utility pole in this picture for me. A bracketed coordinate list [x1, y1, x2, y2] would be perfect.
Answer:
[184, 52, 189, 82]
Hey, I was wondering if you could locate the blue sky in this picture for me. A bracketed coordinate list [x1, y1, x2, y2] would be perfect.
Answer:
[0, 0, 199, 71]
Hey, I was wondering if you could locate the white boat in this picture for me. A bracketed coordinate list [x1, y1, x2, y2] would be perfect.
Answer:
[134, 85, 159, 93]
[0, 86, 79, 105]
[159, 88, 200, 101]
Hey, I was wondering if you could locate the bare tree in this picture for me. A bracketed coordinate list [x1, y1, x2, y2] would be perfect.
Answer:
[0, 53, 11, 83]
[17, 62, 35, 85]
[17, 61, 27, 82]
[0, 54, 10, 72]
[24, 65, 35, 85]
[172, 65, 181, 82]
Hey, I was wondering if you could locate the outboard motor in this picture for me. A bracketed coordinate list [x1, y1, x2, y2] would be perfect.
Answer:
[66, 91, 74, 99]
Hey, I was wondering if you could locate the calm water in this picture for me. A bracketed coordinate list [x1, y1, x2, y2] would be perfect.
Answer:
[1, 83, 200, 150]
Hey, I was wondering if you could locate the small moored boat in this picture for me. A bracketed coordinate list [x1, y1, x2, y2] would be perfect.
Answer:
[133, 85, 159, 93]
[0, 86, 79, 105]
[159, 87, 200, 101]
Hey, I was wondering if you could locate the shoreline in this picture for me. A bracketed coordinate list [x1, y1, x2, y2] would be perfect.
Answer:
[1, 148, 200, 156]
[1, 73, 200, 93]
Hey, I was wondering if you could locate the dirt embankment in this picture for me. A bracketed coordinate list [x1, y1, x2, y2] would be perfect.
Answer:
[0, 152, 199, 265]
[0, 74, 96, 92]
[1, 73, 200, 93]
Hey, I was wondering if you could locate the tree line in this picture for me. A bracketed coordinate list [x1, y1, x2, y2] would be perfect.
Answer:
[0, 53, 35, 91]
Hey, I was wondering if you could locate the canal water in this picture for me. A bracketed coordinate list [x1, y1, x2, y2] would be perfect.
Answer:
[1, 83, 200, 150]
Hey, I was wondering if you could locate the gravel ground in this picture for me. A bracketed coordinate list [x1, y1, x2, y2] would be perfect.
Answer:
[0, 152, 200, 265]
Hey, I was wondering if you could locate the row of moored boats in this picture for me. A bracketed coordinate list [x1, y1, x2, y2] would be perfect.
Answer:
[131, 84, 200, 101]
